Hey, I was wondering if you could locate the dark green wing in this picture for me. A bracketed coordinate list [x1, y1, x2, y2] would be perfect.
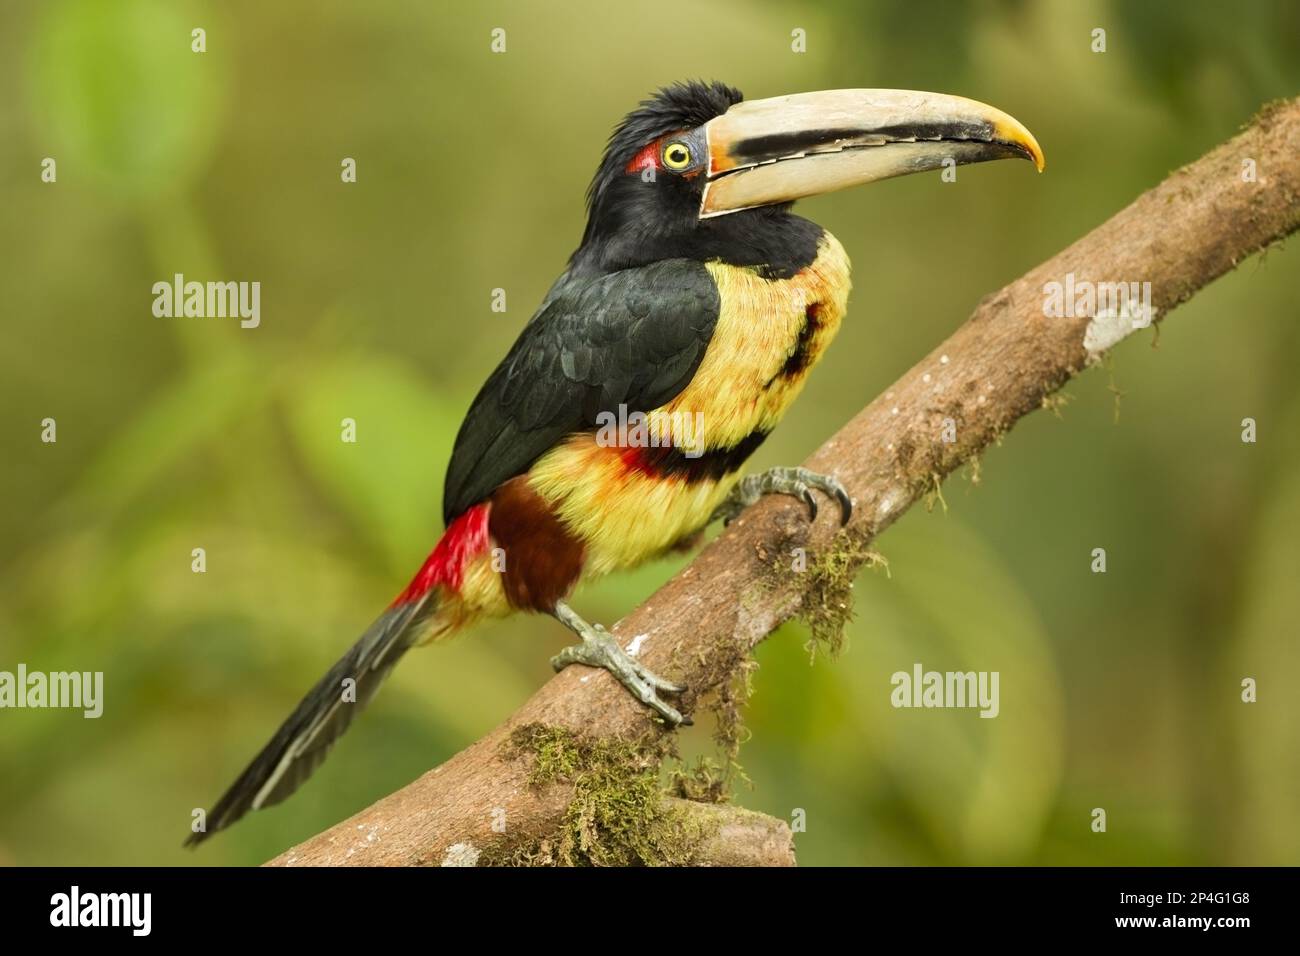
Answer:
[442, 259, 720, 524]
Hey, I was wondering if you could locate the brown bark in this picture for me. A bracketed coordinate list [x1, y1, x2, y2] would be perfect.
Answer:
[268, 99, 1300, 867]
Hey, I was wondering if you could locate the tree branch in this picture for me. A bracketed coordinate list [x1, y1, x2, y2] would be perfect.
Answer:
[434, 800, 795, 867]
[268, 98, 1300, 866]
[665, 800, 797, 867]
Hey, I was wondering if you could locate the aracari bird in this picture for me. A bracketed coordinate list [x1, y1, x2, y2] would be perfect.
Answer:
[189, 81, 1042, 844]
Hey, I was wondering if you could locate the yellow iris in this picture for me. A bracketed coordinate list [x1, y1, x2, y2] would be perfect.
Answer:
[662, 142, 691, 170]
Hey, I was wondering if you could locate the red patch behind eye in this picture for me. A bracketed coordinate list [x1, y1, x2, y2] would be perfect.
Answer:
[625, 139, 662, 175]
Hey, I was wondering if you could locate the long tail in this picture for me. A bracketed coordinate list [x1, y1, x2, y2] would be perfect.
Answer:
[184, 595, 436, 846]
[186, 506, 490, 847]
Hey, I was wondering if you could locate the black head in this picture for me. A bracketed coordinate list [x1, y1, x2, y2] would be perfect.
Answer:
[566, 81, 1045, 279]
[569, 81, 821, 279]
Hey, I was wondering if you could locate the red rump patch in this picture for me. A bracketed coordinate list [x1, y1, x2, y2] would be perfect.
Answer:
[391, 504, 491, 606]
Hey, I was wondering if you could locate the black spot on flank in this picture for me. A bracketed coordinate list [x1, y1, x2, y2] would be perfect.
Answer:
[767, 302, 823, 387]
[629, 429, 769, 484]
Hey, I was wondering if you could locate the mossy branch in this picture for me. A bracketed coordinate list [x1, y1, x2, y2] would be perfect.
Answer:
[266, 98, 1300, 867]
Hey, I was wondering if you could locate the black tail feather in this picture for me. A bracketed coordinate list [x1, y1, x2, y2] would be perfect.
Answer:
[185, 594, 436, 847]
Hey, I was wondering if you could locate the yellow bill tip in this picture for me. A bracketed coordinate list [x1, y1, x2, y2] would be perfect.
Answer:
[994, 115, 1045, 172]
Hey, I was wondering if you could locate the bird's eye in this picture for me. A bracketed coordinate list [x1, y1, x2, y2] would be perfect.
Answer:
[662, 141, 692, 170]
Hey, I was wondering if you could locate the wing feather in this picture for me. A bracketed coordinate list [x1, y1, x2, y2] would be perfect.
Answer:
[442, 259, 720, 524]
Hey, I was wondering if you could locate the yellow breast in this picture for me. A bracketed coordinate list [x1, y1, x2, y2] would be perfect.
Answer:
[663, 230, 850, 441]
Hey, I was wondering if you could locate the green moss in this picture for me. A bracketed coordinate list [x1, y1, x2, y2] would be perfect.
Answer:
[658, 603, 762, 799]
[1244, 96, 1292, 132]
[667, 653, 756, 803]
[485, 724, 714, 867]
[795, 531, 888, 662]
[523, 722, 583, 782]
[1040, 391, 1073, 419]
[709, 655, 755, 788]
[923, 471, 949, 514]
[669, 755, 731, 804]
[1102, 353, 1125, 424]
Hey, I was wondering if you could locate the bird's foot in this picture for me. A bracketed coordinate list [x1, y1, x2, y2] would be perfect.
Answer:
[550, 601, 690, 726]
[711, 466, 852, 527]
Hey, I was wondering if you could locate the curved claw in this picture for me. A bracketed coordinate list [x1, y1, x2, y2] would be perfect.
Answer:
[714, 467, 853, 531]
[804, 473, 852, 527]
[800, 486, 818, 523]
[643, 692, 687, 726]
[833, 486, 853, 526]
[631, 659, 687, 695]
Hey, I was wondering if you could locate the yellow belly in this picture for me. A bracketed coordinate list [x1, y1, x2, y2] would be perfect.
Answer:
[531, 230, 851, 578]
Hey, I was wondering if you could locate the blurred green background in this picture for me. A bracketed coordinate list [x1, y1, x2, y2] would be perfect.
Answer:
[2, 0, 1298, 866]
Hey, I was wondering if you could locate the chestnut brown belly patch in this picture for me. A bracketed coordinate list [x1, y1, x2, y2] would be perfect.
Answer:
[488, 475, 585, 612]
